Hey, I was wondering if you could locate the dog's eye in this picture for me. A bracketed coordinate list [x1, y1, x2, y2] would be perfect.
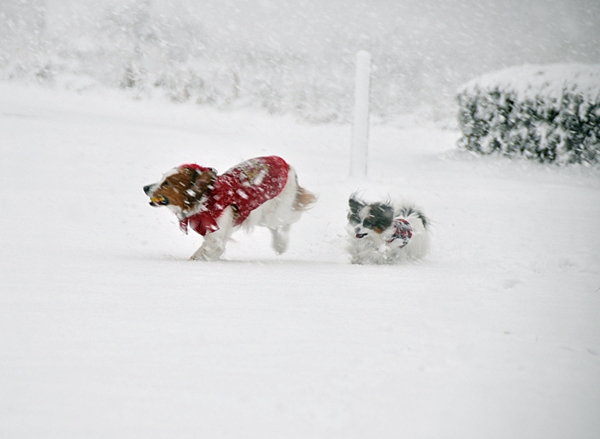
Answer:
[363, 216, 375, 228]
[163, 181, 170, 187]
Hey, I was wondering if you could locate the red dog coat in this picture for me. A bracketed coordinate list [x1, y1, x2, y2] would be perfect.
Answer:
[386, 218, 413, 247]
[179, 156, 289, 236]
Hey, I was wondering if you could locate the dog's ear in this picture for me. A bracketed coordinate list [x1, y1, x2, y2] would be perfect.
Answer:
[192, 168, 217, 193]
[348, 195, 365, 214]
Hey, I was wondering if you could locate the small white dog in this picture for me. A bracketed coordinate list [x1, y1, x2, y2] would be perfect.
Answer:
[346, 195, 430, 264]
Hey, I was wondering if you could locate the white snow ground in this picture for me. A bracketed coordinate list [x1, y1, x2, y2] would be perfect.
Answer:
[1, 83, 599, 439]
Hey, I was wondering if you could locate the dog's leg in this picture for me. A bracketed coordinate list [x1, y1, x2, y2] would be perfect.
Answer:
[347, 236, 389, 265]
[269, 224, 291, 255]
[190, 233, 227, 261]
[190, 207, 235, 261]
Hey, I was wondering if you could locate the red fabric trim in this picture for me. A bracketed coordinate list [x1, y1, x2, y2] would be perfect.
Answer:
[179, 163, 213, 173]
[386, 218, 413, 247]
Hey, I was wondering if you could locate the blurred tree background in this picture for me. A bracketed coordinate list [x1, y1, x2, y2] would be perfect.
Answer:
[1, 0, 598, 123]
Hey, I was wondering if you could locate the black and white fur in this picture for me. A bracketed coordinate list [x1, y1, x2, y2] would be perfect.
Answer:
[346, 195, 430, 264]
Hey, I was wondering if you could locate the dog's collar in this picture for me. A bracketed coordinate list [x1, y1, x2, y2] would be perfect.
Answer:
[176, 194, 210, 221]
[176, 190, 215, 236]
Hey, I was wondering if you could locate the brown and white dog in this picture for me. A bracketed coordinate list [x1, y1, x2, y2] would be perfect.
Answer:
[144, 156, 316, 261]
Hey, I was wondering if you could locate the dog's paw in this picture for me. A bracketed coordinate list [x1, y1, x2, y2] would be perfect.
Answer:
[270, 225, 291, 255]
[190, 254, 219, 261]
[190, 247, 222, 261]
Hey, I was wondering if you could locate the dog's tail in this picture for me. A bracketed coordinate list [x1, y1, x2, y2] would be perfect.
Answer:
[398, 205, 429, 230]
[294, 185, 317, 211]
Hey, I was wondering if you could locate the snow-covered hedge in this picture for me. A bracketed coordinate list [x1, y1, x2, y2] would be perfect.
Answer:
[457, 64, 600, 165]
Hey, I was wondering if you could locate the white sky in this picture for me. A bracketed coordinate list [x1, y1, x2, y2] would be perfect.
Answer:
[45, 0, 599, 66]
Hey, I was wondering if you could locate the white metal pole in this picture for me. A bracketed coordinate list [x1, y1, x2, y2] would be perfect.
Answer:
[350, 50, 371, 179]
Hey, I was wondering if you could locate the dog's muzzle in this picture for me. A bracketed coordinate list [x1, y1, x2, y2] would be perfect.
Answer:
[144, 185, 169, 206]
[149, 195, 169, 206]
[354, 227, 368, 239]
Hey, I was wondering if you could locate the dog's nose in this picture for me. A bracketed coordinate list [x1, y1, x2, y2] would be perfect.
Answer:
[143, 184, 153, 195]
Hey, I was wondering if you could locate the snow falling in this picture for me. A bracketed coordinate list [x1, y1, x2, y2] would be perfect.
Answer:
[1, 0, 599, 122]
[1, 1, 599, 438]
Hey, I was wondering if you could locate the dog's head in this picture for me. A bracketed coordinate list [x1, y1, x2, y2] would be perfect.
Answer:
[347, 196, 394, 239]
[143, 164, 217, 217]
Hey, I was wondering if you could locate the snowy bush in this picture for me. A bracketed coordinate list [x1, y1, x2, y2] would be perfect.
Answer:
[457, 64, 600, 165]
